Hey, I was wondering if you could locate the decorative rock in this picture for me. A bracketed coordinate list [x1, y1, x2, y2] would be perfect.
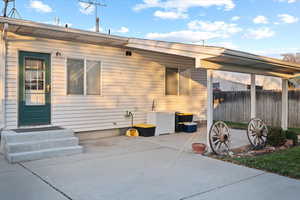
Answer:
[265, 146, 276, 152]
[278, 145, 287, 151]
[249, 146, 276, 156]
[284, 139, 294, 148]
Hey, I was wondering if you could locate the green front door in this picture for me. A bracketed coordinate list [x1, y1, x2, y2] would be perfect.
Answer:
[18, 51, 51, 126]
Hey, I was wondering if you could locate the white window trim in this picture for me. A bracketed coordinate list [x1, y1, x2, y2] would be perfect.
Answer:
[65, 57, 102, 96]
[165, 66, 191, 96]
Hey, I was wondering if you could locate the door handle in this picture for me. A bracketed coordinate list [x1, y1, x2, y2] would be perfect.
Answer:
[46, 84, 51, 93]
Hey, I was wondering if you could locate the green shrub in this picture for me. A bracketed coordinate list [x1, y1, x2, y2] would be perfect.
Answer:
[267, 127, 286, 147]
[285, 131, 298, 146]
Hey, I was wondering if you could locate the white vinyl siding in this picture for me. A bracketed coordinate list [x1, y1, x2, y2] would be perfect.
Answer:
[5, 34, 207, 132]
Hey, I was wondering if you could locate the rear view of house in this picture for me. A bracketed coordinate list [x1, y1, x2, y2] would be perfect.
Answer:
[1, 17, 300, 163]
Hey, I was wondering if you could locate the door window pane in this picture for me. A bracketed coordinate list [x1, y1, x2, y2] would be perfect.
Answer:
[24, 58, 46, 105]
[165, 68, 178, 95]
[67, 58, 84, 95]
[86, 60, 101, 95]
[179, 69, 191, 96]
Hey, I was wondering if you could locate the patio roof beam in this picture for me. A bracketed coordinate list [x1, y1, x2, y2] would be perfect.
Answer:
[206, 69, 214, 151]
[198, 60, 294, 78]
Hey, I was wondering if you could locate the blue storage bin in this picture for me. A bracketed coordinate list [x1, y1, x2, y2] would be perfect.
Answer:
[183, 122, 198, 133]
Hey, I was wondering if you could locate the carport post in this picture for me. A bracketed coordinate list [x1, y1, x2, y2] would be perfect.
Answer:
[250, 74, 256, 119]
[281, 79, 288, 131]
[207, 69, 213, 150]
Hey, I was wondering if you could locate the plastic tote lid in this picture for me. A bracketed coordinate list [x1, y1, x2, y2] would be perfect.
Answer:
[184, 122, 197, 126]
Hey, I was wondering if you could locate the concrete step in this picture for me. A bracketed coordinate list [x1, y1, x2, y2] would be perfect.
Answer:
[6, 137, 79, 154]
[7, 146, 83, 163]
[2, 129, 74, 143]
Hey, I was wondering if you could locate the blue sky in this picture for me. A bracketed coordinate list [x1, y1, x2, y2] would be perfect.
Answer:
[2, 0, 300, 58]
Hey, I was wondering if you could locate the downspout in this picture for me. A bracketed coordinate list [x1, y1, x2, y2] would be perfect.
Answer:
[1, 23, 8, 130]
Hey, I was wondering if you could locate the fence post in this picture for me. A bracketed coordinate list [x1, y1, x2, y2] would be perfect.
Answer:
[281, 79, 288, 130]
[250, 74, 256, 119]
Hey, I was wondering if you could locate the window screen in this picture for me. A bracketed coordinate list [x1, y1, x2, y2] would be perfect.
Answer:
[67, 58, 84, 95]
[179, 69, 191, 96]
[86, 60, 101, 95]
[165, 68, 178, 95]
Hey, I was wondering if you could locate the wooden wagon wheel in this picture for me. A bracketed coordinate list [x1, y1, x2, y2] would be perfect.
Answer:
[209, 121, 231, 155]
[247, 118, 268, 148]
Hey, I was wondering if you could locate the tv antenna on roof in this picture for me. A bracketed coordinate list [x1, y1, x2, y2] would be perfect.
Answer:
[78, 0, 107, 32]
[2, 0, 21, 18]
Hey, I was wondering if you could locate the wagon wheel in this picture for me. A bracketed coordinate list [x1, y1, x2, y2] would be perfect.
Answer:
[247, 118, 268, 148]
[209, 121, 231, 155]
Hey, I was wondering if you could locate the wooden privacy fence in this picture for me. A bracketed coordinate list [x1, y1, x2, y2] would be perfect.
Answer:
[213, 90, 300, 128]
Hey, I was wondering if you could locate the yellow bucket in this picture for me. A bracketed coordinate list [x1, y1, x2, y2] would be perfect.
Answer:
[126, 128, 139, 137]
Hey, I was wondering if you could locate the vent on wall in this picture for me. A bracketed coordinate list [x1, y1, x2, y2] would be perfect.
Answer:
[126, 51, 132, 56]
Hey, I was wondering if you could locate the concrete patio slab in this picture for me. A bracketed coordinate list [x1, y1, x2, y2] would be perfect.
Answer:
[0, 132, 299, 200]
[187, 173, 300, 200]
[23, 147, 263, 200]
[0, 164, 68, 200]
[0, 154, 23, 173]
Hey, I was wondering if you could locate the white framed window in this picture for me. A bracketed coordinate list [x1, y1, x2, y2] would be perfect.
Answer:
[66, 58, 101, 95]
[165, 67, 191, 96]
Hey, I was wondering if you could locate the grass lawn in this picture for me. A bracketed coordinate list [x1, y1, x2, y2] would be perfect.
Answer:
[220, 121, 300, 135]
[224, 146, 300, 179]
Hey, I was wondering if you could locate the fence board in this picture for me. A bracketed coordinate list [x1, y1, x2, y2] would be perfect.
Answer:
[213, 91, 300, 128]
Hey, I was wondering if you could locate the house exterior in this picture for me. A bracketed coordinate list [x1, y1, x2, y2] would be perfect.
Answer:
[1, 17, 300, 135]
[213, 77, 263, 91]
[0, 18, 208, 133]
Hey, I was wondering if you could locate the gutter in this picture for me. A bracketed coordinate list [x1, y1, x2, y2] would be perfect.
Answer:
[1, 23, 8, 130]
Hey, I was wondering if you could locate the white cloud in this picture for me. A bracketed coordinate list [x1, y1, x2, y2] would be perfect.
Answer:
[79, 2, 95, 15]
[245, 27, 275, 39]
[117, 27, 129, 33]
[146, 30, 221, 43]
[231, 16, 240, 21]
[278, 14, 299, 23]
[154, 10, 188, 19]
[29, 0, 52, 13]
[134, 0, 235, 11]
[134, 0, 235, 20]
[188, 20, 242, 37]
[216, 41, 238, 49]
[253, 15, 269, 24]
[275, 0, 298, 3]
[146, 19, 242, 43]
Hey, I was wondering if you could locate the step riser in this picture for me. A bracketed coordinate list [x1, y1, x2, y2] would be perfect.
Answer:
[7, 138, 79, 154]
[8, 146, 83, 163]
[3, 130, 74, 143]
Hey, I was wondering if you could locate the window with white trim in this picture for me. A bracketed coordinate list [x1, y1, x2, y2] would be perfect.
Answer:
[165, 67, 191, 96]
[67, 58, 101, 95]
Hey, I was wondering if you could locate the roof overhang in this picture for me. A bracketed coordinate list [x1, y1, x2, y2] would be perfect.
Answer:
[0, 17, 128, 46]
[127, 38, 300, 78]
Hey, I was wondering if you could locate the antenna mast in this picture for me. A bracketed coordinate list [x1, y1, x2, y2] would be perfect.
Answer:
[78, 0, 106, 32]
[2, 0, 21, 18]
